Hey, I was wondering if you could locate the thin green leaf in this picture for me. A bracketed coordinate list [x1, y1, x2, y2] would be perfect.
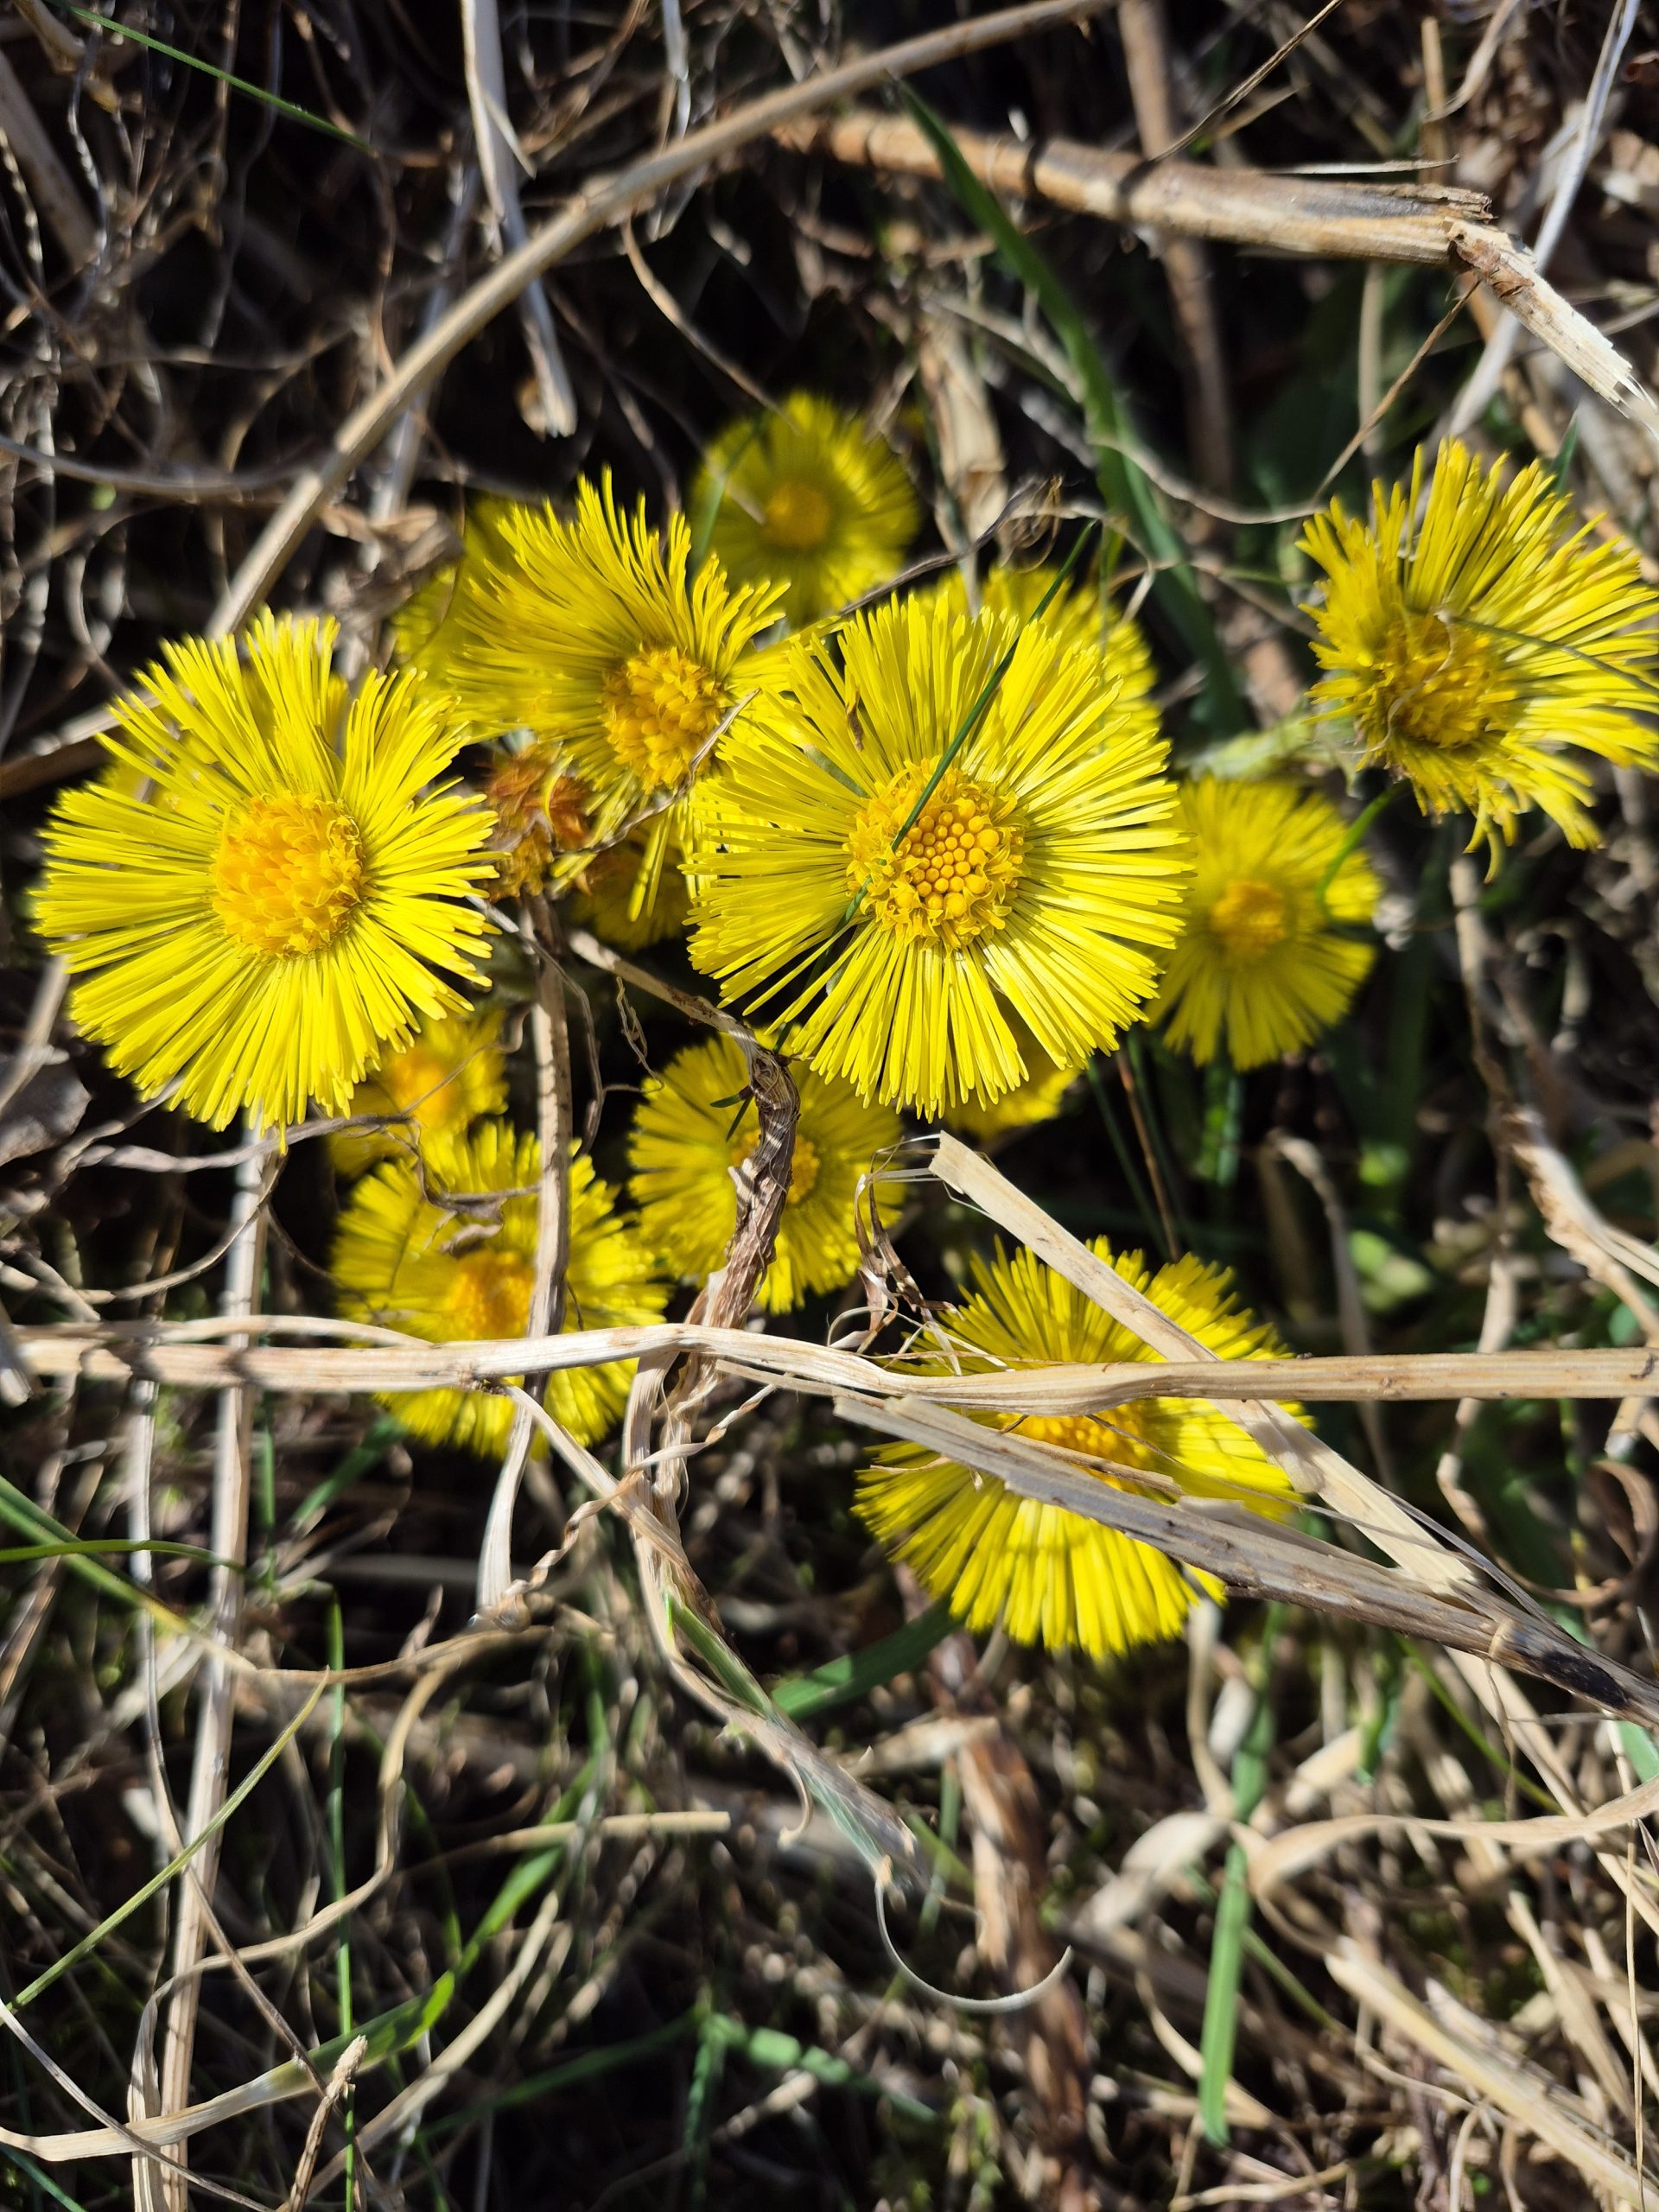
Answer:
[771, 1602, 955, 1719]
[49, 3, 376, 153]
[1198, 1605, 1282, 2145]
[16, 1686, 324, 2008]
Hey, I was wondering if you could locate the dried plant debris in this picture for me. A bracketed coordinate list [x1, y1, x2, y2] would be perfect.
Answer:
[12, 3, 1659, 2206]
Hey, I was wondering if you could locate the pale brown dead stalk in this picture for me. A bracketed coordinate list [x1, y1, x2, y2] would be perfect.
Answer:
[16, 1319, 1659, 1408]
[783, 111, 1659, 454]
[206, 0, 1115, 635]
[153, 1141, 266, 2208]
[772, 110, 1490, 264]
[1117, 0, 1232, 493]
[929, 1134, 1475, 1592]
[477, 905, 574, 1612]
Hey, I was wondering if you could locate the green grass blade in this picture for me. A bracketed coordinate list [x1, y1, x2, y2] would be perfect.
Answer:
[16, 1685, 324, 2008]
[48, 3, 375, 152]
[771, 1603, 955, 1719]
[901, 89, 1240, 728]
[0, 1474, 199, 1635]
[1198, 1605, 1282, 2144]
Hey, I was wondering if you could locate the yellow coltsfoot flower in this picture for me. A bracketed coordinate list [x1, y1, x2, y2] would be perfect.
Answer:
[331, 1007, 510, 1179]
[402, 476, 783, 875]
[924, 561, 1160, 754]
[695, 392, 919, 626]
[1302, 439, 1659, 854]
[941, 1011, 1081, 1143]
[332, 1120, 667, 1455]
[391, 496, 521, 683]
[1154, 779, 1379, 1069]
[33, 614, 492, 1134]
[858, 1240, 1300, 1659]
[627, 1033, 900, 1312]
[685, 593, 1187, 1117]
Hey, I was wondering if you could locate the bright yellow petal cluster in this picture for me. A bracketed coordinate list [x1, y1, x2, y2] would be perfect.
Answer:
[924, 562, 1159, 753]
[332, 1121, 667, 1455]
[1154, 779, 1378, 1069]
[402, 477, 784, 866]
[1302, 439, 1659, 853]
[858, 1240, 1300, 1658]
[695, 392, 919, 626]
[33, 615, 492, 1134]
[628, 1033, 900, 1313]
[331, 1007, 510, 1179]
[942, 1011, 1080, 1142]
[391, 497, 522, 684]
[685, 594, 1187, 1117]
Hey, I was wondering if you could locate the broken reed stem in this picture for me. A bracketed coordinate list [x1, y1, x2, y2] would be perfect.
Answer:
[774, 111, 1491, 263]
[782, 110, 1659, 454]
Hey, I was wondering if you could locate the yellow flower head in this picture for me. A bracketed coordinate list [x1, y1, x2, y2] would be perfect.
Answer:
[564, 828, 691, 950]
[1301, 439, 1659, 853]
[685, 593, 1188, 1117]
[627, 1033, 900, 1313]
[331, 1007, 510, 1180]
[404, 476, 784, 860]
[332, 1120, 667, 1455]
[391, 497, 521, 683]
[695, 392, 919, 626]
[925, 563, 1159, 752]
[941, 1012, 1081, 1143]
[33, 615, 492, 1134]
[859, 1239, 1300, 1658]
[484, 742, 590, 899]
[1154, 779, 1378, 1069]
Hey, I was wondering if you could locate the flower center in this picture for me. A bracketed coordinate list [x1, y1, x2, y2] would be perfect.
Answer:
[1207, 878, 1292, 964]
[446, 1249, 533, 1341]
[761, 477, 834, 552]
[845, 763, 1023, 950]
[600, 646, 727, 790]
[1017, 1409, 1156, 1475]
[210, 792, 366, 957]
[731, 1126, 821, 1206]
[1366, 608, 1507, 754]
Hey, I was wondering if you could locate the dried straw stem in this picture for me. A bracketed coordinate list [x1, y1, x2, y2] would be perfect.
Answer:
[15, 1324, 1658, 1407]
[773, 111, 1491, 264]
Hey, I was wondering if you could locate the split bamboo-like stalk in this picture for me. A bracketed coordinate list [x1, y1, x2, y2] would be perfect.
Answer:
[774, 111, 1491, 264]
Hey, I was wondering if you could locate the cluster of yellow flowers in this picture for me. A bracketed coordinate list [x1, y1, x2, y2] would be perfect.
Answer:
[33, 410, 1659, 1662]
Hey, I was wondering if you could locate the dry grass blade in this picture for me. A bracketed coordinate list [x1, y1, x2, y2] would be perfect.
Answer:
[1328, 1942, 1656, 2205]
[16, 1317, 1659, 1405]
[831, 1391, 1659, 1728]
